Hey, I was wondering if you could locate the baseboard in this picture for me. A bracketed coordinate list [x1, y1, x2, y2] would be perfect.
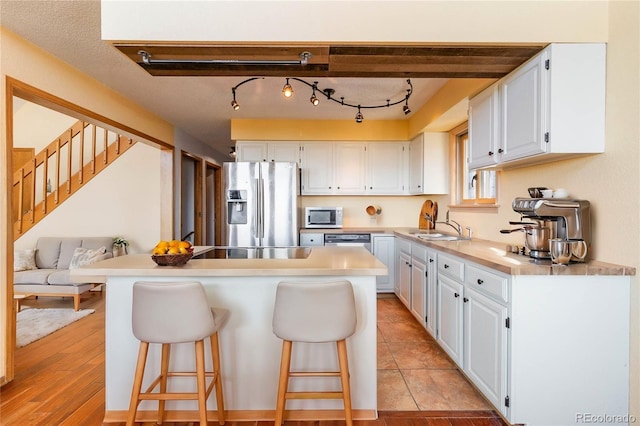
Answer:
[103, 409, 377, 423]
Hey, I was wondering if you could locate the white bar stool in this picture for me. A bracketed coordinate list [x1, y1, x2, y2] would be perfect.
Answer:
[272, 280, 357, 426]
[126, 281, 229, 426]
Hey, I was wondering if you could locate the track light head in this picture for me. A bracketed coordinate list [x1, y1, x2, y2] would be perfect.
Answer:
[310, 94, 319, 106]
[282, 78, 294, 98]
[403, 104, 411, 115]
[355, 106, 364, 124]
[231, 99, 240, 111]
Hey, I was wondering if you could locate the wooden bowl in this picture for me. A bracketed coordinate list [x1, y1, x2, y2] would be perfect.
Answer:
[151, 251, 193, 266]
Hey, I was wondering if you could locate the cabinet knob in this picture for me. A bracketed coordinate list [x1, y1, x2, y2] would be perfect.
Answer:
[477, 279, 484, 285]
[463, 297, 469, 303]
[444, 264, 450, 269]
[488, 151, 494, 156]
[329, 186, 332, 189]
[370, 186, 373, 189]
[454, 292, 460, 298]
[498, 148, 504, 154]
[429, 259, 434, 263]
[337, 186, 340, 189]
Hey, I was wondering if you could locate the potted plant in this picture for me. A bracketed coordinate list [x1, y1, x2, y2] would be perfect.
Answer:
[113, 236, 129, 257]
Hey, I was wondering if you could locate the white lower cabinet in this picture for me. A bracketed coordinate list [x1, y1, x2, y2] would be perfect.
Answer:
[463, 286, 508, 414]
[299, 232, 324, 247]
[395, 238, 412, 308]
[425, 249, 437, 338]
[372, 234, 395, 293]
[395, 236, 630, 425]
[436, 274, 464, 368]
[409, 245, 427, 325]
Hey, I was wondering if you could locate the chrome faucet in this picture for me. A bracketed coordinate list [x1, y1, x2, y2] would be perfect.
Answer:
[424, 212, 436, 228]
[437, 210, 463, 236]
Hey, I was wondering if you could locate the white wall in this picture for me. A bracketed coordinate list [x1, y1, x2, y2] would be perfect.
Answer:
[13, 100, 76, 150]
[14, 143, 162, 254]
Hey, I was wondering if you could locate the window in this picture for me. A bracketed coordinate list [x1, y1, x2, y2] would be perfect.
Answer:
[452, 123, 497, 205]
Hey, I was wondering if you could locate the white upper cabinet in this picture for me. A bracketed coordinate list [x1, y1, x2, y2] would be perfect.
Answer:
[468, 43, 606, 169]
[409, 132, 449, 195]
[334, 143, 366, 194]
[366, 143, 408, 194]
[499, 52, 546, 162]
[236, 141, 300, 162]
[300, 143, 334, 195]
[468, 83, 500, 169]
[236, 142, 268, 162]
[300, 141, 408, 195]
[268, 143, 300, 163]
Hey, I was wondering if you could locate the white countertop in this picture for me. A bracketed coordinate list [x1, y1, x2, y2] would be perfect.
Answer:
[73, 246, 387, 277]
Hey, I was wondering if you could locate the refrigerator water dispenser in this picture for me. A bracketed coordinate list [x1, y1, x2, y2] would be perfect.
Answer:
[226, 190, 247, 224]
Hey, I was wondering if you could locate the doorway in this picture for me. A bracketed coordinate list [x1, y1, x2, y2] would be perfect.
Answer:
[205, 161, 222, 246]
[180, 152, 202, 245]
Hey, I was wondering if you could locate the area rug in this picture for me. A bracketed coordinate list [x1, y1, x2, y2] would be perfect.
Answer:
[16, 308, 95, 348]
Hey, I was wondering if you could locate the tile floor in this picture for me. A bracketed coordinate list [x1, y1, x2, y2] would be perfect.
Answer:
[376, 294, 492, 411]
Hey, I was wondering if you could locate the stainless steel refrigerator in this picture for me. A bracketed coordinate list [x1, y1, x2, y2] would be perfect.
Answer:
[223, 162, 299, 247]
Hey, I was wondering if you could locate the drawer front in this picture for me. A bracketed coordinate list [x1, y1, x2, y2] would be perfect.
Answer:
[438, 254, 464, 282]
[466, 264, 509, 304]
[397, 237, 412, 256]
[411, 242, 428, 261]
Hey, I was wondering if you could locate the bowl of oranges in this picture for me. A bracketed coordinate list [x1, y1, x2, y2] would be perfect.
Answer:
[151, 240, 194, 266]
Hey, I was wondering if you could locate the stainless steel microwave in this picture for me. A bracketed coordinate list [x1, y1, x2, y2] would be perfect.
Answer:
[304, 207, 343, 228]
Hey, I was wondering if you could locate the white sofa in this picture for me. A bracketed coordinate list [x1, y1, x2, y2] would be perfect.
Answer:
[14, 237, 114, 311]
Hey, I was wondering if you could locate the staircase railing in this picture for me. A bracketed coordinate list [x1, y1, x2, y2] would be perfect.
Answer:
[12, 120, 137, 238]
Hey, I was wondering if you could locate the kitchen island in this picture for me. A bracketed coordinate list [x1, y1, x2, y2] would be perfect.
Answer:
[73, 246, 387, 424]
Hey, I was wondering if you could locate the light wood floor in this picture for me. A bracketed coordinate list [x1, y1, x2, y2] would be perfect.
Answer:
[0, 290, 507, 426]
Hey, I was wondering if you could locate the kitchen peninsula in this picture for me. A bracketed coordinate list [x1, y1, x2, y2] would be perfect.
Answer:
[73, 246, 386, 423]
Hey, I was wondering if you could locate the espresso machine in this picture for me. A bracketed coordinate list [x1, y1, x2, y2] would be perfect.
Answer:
[511, 198, 591, 262]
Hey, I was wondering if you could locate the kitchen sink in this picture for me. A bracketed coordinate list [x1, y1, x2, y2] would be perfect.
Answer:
[413, 233, 470, 241]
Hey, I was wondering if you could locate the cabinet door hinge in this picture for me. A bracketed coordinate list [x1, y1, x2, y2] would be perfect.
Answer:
[544, 132, 550, 143]
[545, 59, 550, 70]
[505, 395, 510, 407]
[425, 271, 428, 277]
[425, 315, 428, 323]
[505, 317, 511, 328]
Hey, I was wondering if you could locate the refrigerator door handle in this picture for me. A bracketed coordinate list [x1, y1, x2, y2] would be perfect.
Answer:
[254, 178, 261, 240]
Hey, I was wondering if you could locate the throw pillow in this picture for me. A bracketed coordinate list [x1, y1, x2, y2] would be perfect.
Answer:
[14, 248, 37, 272]
[69, 246, 107, 269]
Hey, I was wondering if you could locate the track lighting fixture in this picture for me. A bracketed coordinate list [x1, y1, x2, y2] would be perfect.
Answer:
[229, 146, 237, 158]
[230, 77, 413, 123]
[310, 82, 320, 106]
[282, 78, 294, 98]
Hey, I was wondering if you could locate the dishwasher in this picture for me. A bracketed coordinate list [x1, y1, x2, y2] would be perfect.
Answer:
[324, 233, 371, 252]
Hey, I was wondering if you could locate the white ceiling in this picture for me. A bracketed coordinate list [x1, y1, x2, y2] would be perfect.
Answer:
[1, 0, 457, 157]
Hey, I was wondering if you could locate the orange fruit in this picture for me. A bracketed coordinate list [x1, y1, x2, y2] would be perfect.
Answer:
[167, 247, 180, 255]
[179, 241, 192, 249]
[152, 246, 166, 255]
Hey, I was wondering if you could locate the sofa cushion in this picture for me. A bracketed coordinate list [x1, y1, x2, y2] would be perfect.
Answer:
[14, 248, 37, 272]
[47, 270, 98, 286]
[57, 238, 85, 270]
[69, 247, 107, 269]
[14, 268, 56, 285]
[35, 238, 63, 269]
